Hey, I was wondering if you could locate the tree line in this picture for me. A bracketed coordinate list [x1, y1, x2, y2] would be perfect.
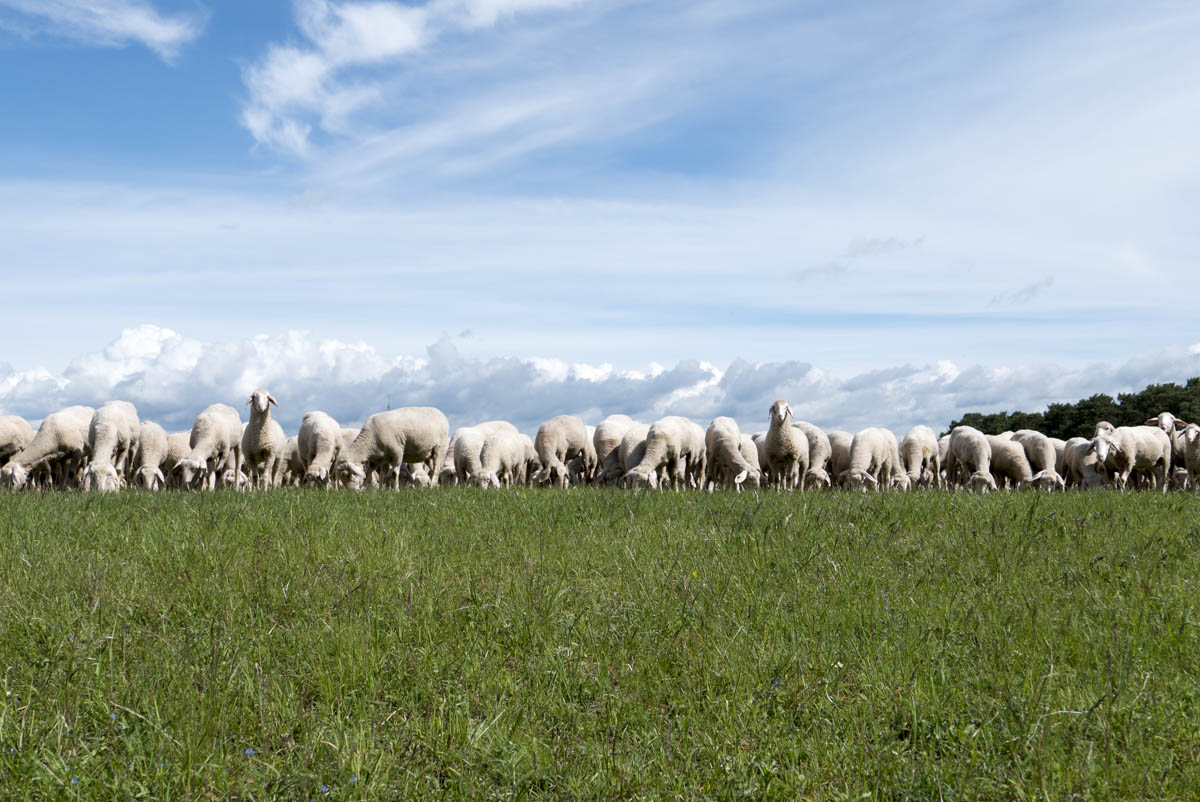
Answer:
[945, 377, 1200, 440]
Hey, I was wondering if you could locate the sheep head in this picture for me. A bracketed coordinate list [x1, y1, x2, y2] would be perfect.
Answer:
[335, 459, 366, 490]
[768, 400, 792, 426]
[247, 389, 278, 415]
[1, 462, 28, 489]
[966, 471, 998, 493]
[82, 462, 121, 493]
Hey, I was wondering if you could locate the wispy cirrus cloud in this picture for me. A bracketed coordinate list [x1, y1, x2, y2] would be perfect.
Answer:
[0, 0, 205, 61]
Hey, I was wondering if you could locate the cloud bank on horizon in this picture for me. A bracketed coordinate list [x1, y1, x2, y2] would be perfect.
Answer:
[3, 325, 1198, 437]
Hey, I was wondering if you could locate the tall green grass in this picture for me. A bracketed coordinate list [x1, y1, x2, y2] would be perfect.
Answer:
[1, 489, 1198, 799]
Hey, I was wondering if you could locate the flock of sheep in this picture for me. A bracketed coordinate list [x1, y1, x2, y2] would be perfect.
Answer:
[1, 392, 1198, 493]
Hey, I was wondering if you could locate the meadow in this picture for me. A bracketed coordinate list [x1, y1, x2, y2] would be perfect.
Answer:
[0, 489, 1197, 800]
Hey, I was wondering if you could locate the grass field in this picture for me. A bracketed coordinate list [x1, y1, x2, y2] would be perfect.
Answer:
[1, 489, 1198, 800]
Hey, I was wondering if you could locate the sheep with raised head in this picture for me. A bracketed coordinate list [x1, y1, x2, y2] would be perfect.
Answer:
[176, 404, 242, 490]
[944, 426, 998, 493]
[241, 389, 285, 490]
[131, 421, 169, 490]
[1, 405, 94, 490]
[1089, 425, 1171, 491]
[334, 407, 449, 490]
[764, 400, 807, 490]
[1145, 412, 1190, 471]
[1180, 424, 1200, 492]
[704, 417, 760, 491]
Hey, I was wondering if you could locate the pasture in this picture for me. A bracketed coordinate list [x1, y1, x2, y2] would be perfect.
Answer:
[0, 489, 1198, 799]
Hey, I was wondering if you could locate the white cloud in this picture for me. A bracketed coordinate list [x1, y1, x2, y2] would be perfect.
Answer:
[0, 0, 205, 60]
[4, 325, 1199, 439]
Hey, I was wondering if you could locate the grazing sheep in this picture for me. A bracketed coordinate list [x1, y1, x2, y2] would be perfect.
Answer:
[840, 427, 896, 491]
[594, 414, 637, 484]
[475, 429, 528, 488]
[452, 427, 490, 485]
[299, 411, 343, 487]
[1089, 425, 1172, 492]
[532, 415, 593, 488]
[704, 417, 760, 491]
[827, 430, 853, 484]
[1, 405, 94, 490]
[240, 389, 285, 490]
[944, 426, 998, 493]
[335, 407, 449, 490]
[793, 421, 832, 489]
[764, 400, 807, 490]
[899, 425, 940, 488]
[81, 401, 140, 492]
[131, 421, 169, 490]
[0, 416, 34, 466]
[986, 435, 1036, 489]
[1049, 437, 1067, 476]
[177, 404, 242, 490]
[162, 432, 191, 488]
[619, 423, 651, 474]
[622, 416, 704, 490]
[1010, 430, 1066, 490]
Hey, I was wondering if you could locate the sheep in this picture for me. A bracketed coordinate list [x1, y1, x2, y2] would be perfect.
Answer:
[81, 401, 140, 492]
[594, 415, 637, 484]
[840, 427, 896, 491]
[240, 389, 285, 490]
[0, 416, 34, 466]
[619, 423, 651, 474]
[1145, 412, 1190, 471]
[793, 421, 832, 489]
[1, 405, 94, 490]
[899, 425, 940, 488]
[1181, 424, 1200, 492]
[764, 400, 807, 490]
[986, 435, 1036, 489]
[298, 411, 343, 487]
[334, 407, 449, 490]
[475, 429, 528, 488]
[452, 427, 489, 484]
[1061, 437, 1109, 489]
[622, 416, 704, 490]
[1010, 430, 1066, 490]
[944, 426, 998, 492]
[161, 431, 191, 488]
[131, 421, 169, 490]
[704, 417, 760, 491]
[1088, 425, 1171, 492]
[176, 404, 242, 490]
[827, 431, 853, 484]
[532, 415, 593, 488]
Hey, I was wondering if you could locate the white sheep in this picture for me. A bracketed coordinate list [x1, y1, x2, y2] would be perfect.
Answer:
[1, 405, 94, 490]
[532, 415, 594, 488]
[594, 414, 637, 484]
[298, 411, 343, 487]
[618, 423, 651, 474]
[764, 400, 807, 490]
[986, 435, 1036, 489]
[1090, 425, 1172, 491]
[1010, 430, 1066, 490]
[335, 407, 449, 490]
[899, 425, 940, 489]
[1145, 412, 1190, 471]
[944, 426, 998, 493]
[177, 404, 242, 490]
[240, 389, 285, 490]
[1062, 437, 1109, 489]
[1049, 437, 1067, 477]
[622, 416, 704, 490]
[793, 421, 832, 489]
[452, 427, 489, 484]
[131, 421, 169, 490]
[840, 427, 896, 491]
[475, 429, 528, 488]
[704, 417, 760, 491]
[0, 415, 34, 467]
[1180, 424, 1200, 492]
[162, 431, 191, 489]
[826, 431, 853, 485]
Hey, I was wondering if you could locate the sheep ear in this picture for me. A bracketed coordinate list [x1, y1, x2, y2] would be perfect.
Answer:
[1176, 419, 1189, 428]
[1144, 418, 1158, 426]
[155, 468, 165, 485]
[734, 470, 747, 485]
[863, 472, 878, 485]
[268, 395, 278, 407]
[1031, 470, 1047, 480]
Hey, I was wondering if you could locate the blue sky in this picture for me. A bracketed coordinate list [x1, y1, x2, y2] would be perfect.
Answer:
[1, 0, 1198, 434]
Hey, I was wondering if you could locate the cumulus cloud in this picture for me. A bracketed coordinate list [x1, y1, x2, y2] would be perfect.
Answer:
[0, 0, 205, 61]
[241, 0, 585, 155]
[3, 325, 1199, 439]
